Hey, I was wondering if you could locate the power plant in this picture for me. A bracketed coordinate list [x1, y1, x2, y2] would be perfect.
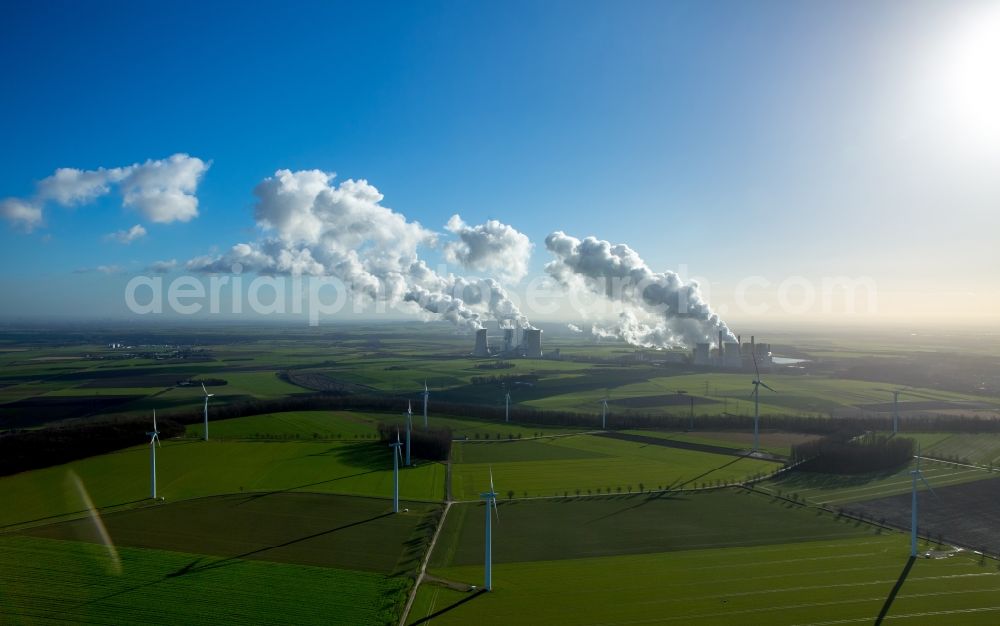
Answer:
[693, 334, 772, 371]
[471, 321, 542, 358]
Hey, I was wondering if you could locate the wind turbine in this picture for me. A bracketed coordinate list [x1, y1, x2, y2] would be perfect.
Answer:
[910, 444, 936, 557]
[201, 383, 215, 441]
[601, 398, 609, 430]
[405, 401, 413, 466]
[423, 381, 429, 428]
[389, 430, 403, 513]
[480, 466, 500, 591]
[146, 410, 161, 499]
[505, 388, 511, 423]
[876, 387, 910, 434]
[750, 353, 776, 453]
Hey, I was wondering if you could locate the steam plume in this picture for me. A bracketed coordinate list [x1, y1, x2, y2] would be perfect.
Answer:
[545, 231, 733, 348]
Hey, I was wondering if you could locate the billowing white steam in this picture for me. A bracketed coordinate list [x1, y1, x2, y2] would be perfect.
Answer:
[566, 323, 583, 333]
[545, 231, 734, 348]
[443, 215, 533, 284]
[186, 169, 532, 330]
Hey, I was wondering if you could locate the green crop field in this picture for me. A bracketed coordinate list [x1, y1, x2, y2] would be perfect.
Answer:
[621, 428, 820, 457]
[0, 440, 444, 529]
[449, 434, 780, 500]
[761, 457, 993, 506]
[25, 492, 440, 574]
[0, 535, 403, 625]
[924, 433, 1000, 466]
[184, 410, 381, 440]
[192, 410, 586, 442]
[430, 489, 875, 568]
[410, 535, 1000, 625]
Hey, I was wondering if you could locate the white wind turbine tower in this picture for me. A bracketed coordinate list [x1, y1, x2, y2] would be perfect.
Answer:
[601, 398, 609, 430]
[389, 430, 403, 513]
[423, 381, 429, 428]
[910, 444, 937, 557]
[201, 383, 215, 441]
[505, 388, 511, 423]
[405, 400, 413, 466]
[147, 410, 161, 499]
[480, 466, 500, 591]
[750, 353, 776, 454]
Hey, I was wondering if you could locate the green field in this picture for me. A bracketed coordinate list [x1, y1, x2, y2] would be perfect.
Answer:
[190, 410, 585, 442]
[621, 428, 820, 457]
[410, 488, 1000, 625]
[184, 410, 380, 440]
[924, 433, 1000, 465]
[410, 535, 1000, 625]
[0, 535, 402, 625]
[0, 440, 444, 529]
[761, 457, 993, 506]
[25, 492, 439, 574]
[431, 489, 875, 567]
[450, 434, 780, 500]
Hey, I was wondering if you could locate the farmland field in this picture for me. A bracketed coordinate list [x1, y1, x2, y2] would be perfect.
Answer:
[449, 434, 780, 500]
[25, 492, 440, 574]
[0, 535, 402, 625]
[186, 410, 585, 442]
[0, 440, 445, 529]
[760, 456, 992, 506]
[410, 535, 1000, 625]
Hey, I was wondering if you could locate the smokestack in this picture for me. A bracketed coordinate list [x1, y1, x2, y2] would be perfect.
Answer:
[473, 328, 489, 357]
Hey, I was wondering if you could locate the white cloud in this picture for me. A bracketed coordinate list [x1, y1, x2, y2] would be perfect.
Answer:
[0, 198, 43, 232]
[37, 166, 127, 206]
[0, 153, 209, 231]
[443, 215, 533, 284]
[119, 154, 208, 223]
[104, 224, 147, 244]
[73, 264, 124, 275]
[147, 259, 178, 273]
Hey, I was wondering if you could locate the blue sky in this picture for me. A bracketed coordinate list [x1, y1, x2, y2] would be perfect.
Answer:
[1, 0, 998, 325]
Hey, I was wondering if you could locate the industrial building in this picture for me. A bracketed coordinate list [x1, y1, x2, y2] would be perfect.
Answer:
[470, 321, 542, 358]
[693, 333, 771, 371]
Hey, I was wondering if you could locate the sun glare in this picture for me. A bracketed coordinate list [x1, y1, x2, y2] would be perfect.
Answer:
[930, 2, 1000, 146]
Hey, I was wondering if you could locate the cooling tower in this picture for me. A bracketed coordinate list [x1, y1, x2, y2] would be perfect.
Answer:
[522, 328, 542, 358]
[473, 328, 489, 357]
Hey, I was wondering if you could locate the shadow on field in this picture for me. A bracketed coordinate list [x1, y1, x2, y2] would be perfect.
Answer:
[234, 468, 384, 505]
[675, 455, 744, 490]
[2, 498, 148, 530]
[164, 512, 395, 577]
[311, 441, 388, 470]
[874, 556, 916, 625]
[410, 588, 487, 625]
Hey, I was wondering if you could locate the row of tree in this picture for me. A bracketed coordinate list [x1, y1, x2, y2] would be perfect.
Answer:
[792, 434, 916, 474]
[375, 422, 452, 461]
[0, 416, 185, 476]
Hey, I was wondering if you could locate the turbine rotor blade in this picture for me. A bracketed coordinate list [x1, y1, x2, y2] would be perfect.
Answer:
[760, 382, 776, 393]
[201, 382, 208, 395]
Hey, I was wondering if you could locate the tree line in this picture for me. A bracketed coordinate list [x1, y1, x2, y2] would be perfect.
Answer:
[0, 416, 185, 476]
[375, 422, 452, 461]
[792, 434, 916, 474]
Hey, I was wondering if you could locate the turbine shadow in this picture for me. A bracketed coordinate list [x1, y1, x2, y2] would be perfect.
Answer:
[72, 513, 394, 610]
[234, 468, 383, 504]
[409, 588, 487, 624]
[874, 556, 916, 625]
[1, 499, 148, 531]
[166, 511, 395, 577]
